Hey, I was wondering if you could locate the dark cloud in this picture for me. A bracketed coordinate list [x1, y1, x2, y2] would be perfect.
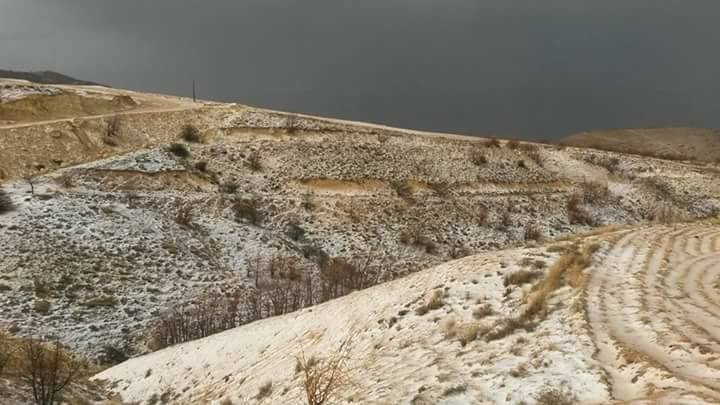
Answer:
[2, 0, 720, 138]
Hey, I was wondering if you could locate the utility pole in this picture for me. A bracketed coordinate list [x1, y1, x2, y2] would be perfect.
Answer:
[192, 79, 196, 103]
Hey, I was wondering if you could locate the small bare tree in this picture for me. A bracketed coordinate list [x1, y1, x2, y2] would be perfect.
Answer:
[19, 337, 83, 405]
[297, 333, 355, 405]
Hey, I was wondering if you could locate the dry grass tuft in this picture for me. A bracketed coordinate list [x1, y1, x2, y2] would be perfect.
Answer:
[521, 242, 599, 320]
[503, 269, 542, 287]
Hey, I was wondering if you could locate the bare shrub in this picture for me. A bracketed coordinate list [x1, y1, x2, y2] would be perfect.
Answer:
[429, 181, 453, 198]
[233, 198, 262, 225]
[0, 187, 14, 215]
[390, 180, 414, 202]
[220, 182, 239, 194]
[297, 333, 354, 405]
[499, 209, 512, 229]
[301, 192, 316, 211]
[19, 337, 84, 405]
[284, 115, 298, 134]
[179, 124, 202, 143]
[168, 143, 190, 158]
[55, 173, 74, 189]
[469, 148, 488, 166]
[523, 224, 542, 241]
[102, 116, 122, 146]
[194, 161, 208, 172]
[506, 140, 520, 149]
[246, 150, 262, 172]
[257, 381, 273, 400]
[526, 150, 543, 167]
[566, 194, 594, 225]
[579, 181, 609, 203]
[472, 304, 493, 319]
[481, 138, 501, 148]
[174, 204, 194, 228]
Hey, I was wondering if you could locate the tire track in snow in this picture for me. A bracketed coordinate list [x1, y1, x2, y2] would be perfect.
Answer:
[586, 223, 720, 402]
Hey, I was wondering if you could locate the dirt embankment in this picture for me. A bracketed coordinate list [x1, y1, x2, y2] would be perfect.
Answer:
[560, 128, 720, 162]
[0, 92, 137, 123]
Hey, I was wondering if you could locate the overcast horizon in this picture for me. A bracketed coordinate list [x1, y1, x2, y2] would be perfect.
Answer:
[2, 0, 720, 139]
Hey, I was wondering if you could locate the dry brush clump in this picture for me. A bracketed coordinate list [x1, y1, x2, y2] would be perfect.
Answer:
[503, 269, 542, 287]
[415, 289, 445, 315]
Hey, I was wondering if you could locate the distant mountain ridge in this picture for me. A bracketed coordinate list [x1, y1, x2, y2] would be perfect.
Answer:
[0, 69, 100, 86]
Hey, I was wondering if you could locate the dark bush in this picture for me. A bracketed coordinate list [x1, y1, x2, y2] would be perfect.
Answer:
[233, 198, 262, 225]
[481, 138, 501, 148]
[168, 143, 190, 158]
[194, 161, 208, 172]
[0, 188, 14, 215]
[390, 180, 414, 202]
[179, 124, 202, 143]
[469, 148, 488, 166]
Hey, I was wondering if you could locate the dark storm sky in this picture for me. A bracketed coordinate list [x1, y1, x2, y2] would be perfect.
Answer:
[1, 1, 719, 138]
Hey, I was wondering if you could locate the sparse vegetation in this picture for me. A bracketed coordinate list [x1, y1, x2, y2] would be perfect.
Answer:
[534, 388, 577, 405]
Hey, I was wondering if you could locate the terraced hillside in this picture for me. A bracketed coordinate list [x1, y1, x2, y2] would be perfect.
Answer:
[1, 80, 720, 404]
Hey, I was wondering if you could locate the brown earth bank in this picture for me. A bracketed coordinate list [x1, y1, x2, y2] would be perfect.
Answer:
[559, 127, 720, 162]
